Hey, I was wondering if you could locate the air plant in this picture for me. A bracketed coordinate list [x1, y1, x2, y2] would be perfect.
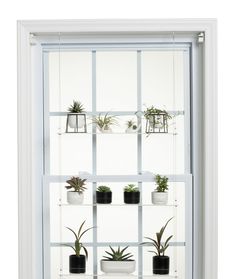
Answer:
[103, 246, 134, 261]
[65, 176, 87, 193]
[93, 113, 118, 130]
[126, 120, 137, 130]
[141, 217, 173, 256]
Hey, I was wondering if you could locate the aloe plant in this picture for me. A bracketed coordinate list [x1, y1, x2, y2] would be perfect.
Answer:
[93, 113, 118, 130]
[68, 100, 85, 113]
[103, 246, 134, 261]
[141, 217, 173, 256]
[124, 184, 139, 192]
[65, 221, 95, 258]
[65, 176, 87, 193]
[154, 174, 169, 192]
[97, 186, 111, 193]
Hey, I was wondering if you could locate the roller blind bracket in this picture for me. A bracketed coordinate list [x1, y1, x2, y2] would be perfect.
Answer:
[29, 33, 37, 46]
[197, 32, 204, 44]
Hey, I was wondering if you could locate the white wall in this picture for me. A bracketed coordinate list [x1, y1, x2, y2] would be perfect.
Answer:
[0, 1, 232, 278]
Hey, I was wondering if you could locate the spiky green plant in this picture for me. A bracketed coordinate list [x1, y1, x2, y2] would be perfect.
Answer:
[126, 120, 137, 130]
[141, 217, 173, 256]
[97, 186, 111, 193]
[93, 113, 118, 130]
[103, 246, 134, 261]
[154, 174, 169, 192]
[124, 184, 139, 193]
[144, 106, 171, 120]
[68, 100, 84, 113]
[65, 221, 95, 258]
[65, 176, 87, 193]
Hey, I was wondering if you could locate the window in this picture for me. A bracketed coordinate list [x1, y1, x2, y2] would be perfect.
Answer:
[18, 19, 217, 279]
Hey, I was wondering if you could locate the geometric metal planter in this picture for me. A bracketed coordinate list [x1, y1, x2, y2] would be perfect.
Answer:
[65, 113, 87, 133]
[145, 113, 168, 134]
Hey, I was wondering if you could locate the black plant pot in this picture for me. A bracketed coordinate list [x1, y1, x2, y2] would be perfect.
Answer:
[69, 255, 86, 273]
[96, 191, 112, 204]
[153, 256, 170, 275]
[124, 191, 140, 204]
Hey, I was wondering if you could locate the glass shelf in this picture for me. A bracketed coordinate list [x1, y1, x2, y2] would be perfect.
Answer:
[59, 273, 178, 278]
[57, 132, 177, 136]
[58, 203, 178, 207]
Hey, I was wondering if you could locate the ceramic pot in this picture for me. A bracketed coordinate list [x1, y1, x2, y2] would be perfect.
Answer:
[151, 192, 168, 205]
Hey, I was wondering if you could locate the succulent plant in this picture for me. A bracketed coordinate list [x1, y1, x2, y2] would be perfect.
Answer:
[65, 176, 87, 193]
[93, 113, 118, 130]
[64, 221, 95, 258]
[141, 217, 173, 256]
[68, 101, 85, 113]
[103, 246, 134, 261]
[97, 186, 111, 193]
[124, 184, 139, 192]
[144, 106, 171, 120]
[154, 174, 169, 192]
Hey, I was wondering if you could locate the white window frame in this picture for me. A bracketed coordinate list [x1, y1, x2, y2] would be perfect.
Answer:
[17, 19, 217, 279]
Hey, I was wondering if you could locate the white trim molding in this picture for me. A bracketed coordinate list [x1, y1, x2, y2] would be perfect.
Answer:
[17, 19, 217, 279]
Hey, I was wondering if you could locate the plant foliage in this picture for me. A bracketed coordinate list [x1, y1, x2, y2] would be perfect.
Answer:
[93, 113, 118, 129]
[68, 100, 85, 113]
[65, 221, 95, 258]
[141, 217, 173, 256]
[103, 246, 134, 261]
[97, 185, 111, 193]
[154, 174, 169, 192]
[65, 176, 87, 193]
[144, 106, 171, 120]
[126, 120, 137, 129]
[124, 184, 139, 192]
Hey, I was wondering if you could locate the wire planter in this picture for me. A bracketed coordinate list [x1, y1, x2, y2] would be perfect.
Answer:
[65, 113, 87, 133]
[145, 113, 169, 134]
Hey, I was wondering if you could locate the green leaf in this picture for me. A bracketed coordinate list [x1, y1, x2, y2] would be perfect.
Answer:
[82, 245, 88, 259]
[66, 227, 78, 241]
[78, 226, 96, 242]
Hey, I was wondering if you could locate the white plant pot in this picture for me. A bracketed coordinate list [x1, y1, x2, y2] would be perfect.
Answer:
[100, 260, 136, 274]
[98, 126, 112, 133]
[68, 114, 85, 129]
[149, 115, 163, 129]
[151, 191, 168, 205]
[67, 191, 84, 204]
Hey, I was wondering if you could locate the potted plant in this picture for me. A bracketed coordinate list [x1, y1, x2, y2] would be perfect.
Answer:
[125, 120, 139, 133]
[152, 174, 169, 205]
[65, 176, 87, 204]
[124, 184, 140, 204]
[93, 113, 118, 133]
[101, 246, 136, 274]
[66, 100, 87, 133]
[144, 106, 171, 133]
[96, 186, 112, 204]
[64, 221, 95, 273]
[141, 217, 173, 275]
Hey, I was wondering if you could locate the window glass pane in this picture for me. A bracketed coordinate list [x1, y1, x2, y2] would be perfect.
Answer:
[142, 50, 184, 111]
[50, 117, 92, 174]
[97, 134, 137, 175]
[49, 51, 92, 112]
[96, 51, 137, 111]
